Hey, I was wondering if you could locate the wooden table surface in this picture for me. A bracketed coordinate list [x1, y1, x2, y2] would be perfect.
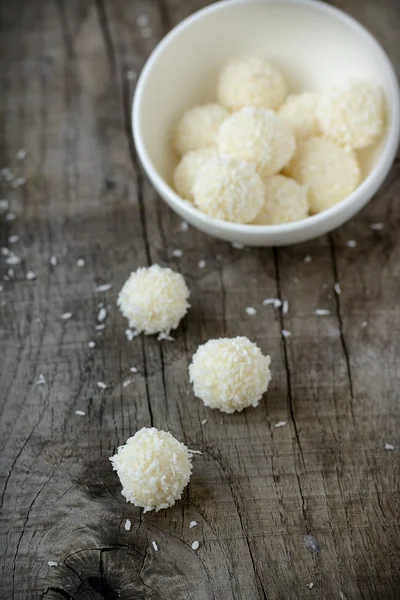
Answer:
[1, 1, 400, 599]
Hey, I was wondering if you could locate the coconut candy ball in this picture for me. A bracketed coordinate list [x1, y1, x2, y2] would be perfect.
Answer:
[217, 107, 296, 178]
[192, 155, 265, 223]
[253, 175, 309, 225]
[174, 103, 229, 156]
[317, 81, 384, 149]
[173, 148, 217, 202]
[189, 336, 272, 413]
[285, 136, 360, 213]
[217, 56, 287, 111]
[118, 264, 190, 335]
[278, 92, 320, 140]
[110, 428, 193, 512]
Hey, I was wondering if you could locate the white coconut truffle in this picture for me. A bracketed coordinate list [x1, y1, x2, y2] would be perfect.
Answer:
[253, 175, 309, 225]
[285, 136, 360, 213]
[217, 108, 296, 178]
[278, 92, 320, 140]
[189, 336, 271, 413]
[193, 156, 265, 223]
[173, 148, 217, 202]
[317, 81, 384, 149]
[217, 56, 287, 111]
[174, 103, 229, 156]
[110, 428, 193, 512]
[118, 264, 190, 335]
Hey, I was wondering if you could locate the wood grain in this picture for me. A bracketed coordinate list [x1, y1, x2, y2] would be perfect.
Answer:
[0, 1, 399, 598]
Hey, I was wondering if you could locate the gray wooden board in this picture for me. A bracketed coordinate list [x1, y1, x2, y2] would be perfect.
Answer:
[0, 0, 399, 598]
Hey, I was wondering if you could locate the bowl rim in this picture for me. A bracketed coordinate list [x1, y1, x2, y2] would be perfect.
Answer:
[133, 0, 400, 236]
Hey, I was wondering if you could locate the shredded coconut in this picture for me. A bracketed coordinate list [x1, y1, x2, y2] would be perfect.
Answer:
[282, 300, 289, 315]
[384, 443, 394, 450]
[245, 307, 257, 316]
[370, 223, 384, 231]
[61, 312, 73, 320]
[88, 341, 96, 349]
[26, 271, 37, 281]
[152, 540, 159, 551]
[98, 307, 107, 322]
[96, 324, 106, 331]
[97, 381, 107, 390]
[47, 561, 58, 567]
[191, 541, 200, 551]
[5, 252, 21, 265]
[281, 329, 291, 338]
[110, 428, 193, 512]
[118, 265, 190, 336]
[189, 336, 271, 413]
[172, 249, 183, 258]
[130, 367, 138, 373]
[75, 410, 86, 416]
[123, 379, 133, 388]
[198, 259, 206, 269]
[157, 332, 175, 342]
[334, 283, 342, 295]
[201, 419, 207, 425]
[306, 583, 314, 589]
[315, 309, 331, 316]
[124, 519, 132, 531]
[76, 258, 85, 267]
[263, 298, 282, 308]
[125, 328, 137, 341]
[275, 421, 287, 428]
[49, 255, 58, 266]
[34, 374, 46, 386]
[96, 283, 112, 293]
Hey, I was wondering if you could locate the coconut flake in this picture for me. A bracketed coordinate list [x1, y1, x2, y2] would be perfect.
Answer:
[95, 283, 112, 293]
[315, 309, 331, 316]
[98, 307, 107, 322]
[370, 223, 384, 231]
[61, 312, 73, 320]
[47, 561, 58, 567]
[245, 307, 257, 316]
[198, 259, 206, 269]
[281, 329, 291, 338]
[189, 521, 199, 529]
[26, 271, 37, 281]
[75, 410, 86, 416]
[11, 177, 26, 188]
[5, 252, 21, 265]
[282, 300, 289, 315]
[157, 332, 175, 342]
[97, 381, 107, 390]
[361, 320, 368, 328]
[34, 374, 46, 386]
[384, 443, 394, 450]
[191, 541, 200, 551]
[88, 341, 96, 349]
[172, 249, 183, 258]
[263, 298, 282, 308]
[201, 419, 207, 425]
[275, 421, 287, 428]
[130, 367, 138, 373]
[124, 519, 132, 531]
[306, 583, 314, 589]
[49, 255, 58, 266]
[334, 282, 341, 295]
[96, 324, 106, 331]
[123, 379, 133, 388]
[76, 258, 85, 267]
[152, 540, 159, 551]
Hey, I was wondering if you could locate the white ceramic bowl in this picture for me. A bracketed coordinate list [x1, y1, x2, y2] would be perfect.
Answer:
[133, 0, 399, 247]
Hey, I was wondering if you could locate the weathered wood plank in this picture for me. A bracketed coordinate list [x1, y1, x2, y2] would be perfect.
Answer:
[0, 0, 399, 599]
